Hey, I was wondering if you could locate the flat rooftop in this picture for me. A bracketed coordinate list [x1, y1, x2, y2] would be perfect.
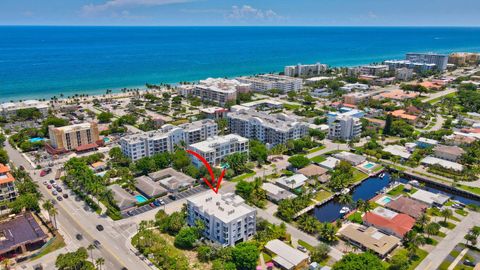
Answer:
[188, 192, 255, 223]
[228, 109, 307, 131]
[188, 134, 248, 153]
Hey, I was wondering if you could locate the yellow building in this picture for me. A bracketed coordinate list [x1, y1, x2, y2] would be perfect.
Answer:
[449, 52, 480, 66]
[48, 122, 100, 152]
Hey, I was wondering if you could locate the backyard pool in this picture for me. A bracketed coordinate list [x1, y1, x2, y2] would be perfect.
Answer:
[29, 137, 44, 143]
[362, 162, 375, 169]
[134, 195, 148, 203]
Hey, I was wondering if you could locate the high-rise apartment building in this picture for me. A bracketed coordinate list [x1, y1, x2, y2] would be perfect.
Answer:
[284, 63, 328, 77]
[188, 134, 249, 167]
[48, 122, 100, 152]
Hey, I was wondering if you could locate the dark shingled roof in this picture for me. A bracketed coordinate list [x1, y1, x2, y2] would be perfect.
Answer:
[0, 212, 47, 254]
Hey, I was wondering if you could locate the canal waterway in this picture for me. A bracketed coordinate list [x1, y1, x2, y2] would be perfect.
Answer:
[312, 173, 480, 223]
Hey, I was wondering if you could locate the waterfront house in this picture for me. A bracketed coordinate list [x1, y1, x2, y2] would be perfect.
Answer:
[275, 174, 308, 191]
[416, 137, 439, 149]
[333, 152, 366, 166]
[385, 196, 429, 219]
[421, 156, 464, 171]
[362, 207, 416, 238]
[433, 145, 465, 162]
[338, 223, 400, 258]
[409, 189, 450, 207]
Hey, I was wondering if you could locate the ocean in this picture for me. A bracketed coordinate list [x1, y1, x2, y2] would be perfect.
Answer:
[1, 26, 480, 102]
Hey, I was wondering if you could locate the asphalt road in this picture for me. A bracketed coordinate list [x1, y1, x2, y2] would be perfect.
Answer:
[4, 140, 150, 270]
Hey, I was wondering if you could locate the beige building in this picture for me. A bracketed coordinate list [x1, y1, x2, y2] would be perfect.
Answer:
[48, 122, 100, 152]
[449, 52, 480, 66]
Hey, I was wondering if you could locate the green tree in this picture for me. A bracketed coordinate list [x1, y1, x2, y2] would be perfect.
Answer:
[332, 252, 385, 270]
[97, 112, 114, 123]
[425, 222, 440, 239]
[174, 227, 199, 249]
[232, 242, 259, 270]
[249, 140, 268, 165]
[288, 155, 311, 169]
[388, 253, 410, 270]
[224, 152, 248, 175]
[319, 222, 338, 243]
[55, 247, 95, 270]
[440, 208, 453, 223]
[310, 243, 330, 263]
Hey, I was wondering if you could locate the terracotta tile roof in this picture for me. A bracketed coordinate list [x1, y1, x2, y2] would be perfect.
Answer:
[363, 211, 415, 237]
[0, 164, 10, 174]
[75, 143, 98, 152]
[385, 196, 428, 219]
[0, 172, 15, 184]
[390, 110, 417, 121]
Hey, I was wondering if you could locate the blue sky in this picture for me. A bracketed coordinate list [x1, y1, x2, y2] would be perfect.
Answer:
[1, 0, 480, 26]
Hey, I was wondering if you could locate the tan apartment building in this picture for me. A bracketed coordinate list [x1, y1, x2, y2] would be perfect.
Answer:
[48, 122, 100, 153]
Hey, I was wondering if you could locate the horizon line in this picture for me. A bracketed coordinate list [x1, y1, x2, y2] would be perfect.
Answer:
[1, 24, 480, 28]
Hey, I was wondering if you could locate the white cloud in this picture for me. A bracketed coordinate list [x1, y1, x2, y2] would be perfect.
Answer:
[226, 5, 281, 21]
[81, 0, 193, 16]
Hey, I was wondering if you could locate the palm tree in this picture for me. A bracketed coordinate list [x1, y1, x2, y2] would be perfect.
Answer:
[87, 244, 95, 264]
[357, 199, 373, 223]
[95, 257, 105, 270]
[440, 208, 453, 224]
[417, 213, 430, 231]
[49, 207, 58, 229]
[425, 222, 440, 239]
[337, 194, 353, 208]
[42, 200, 54, 223]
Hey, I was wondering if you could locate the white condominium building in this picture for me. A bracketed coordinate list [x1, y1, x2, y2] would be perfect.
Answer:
[177, 78, 250, 105]
[188, 134, 249, 167]
[179, 119, 218, 145]
[406, 53, 448, 71]
[227, 109, 309, 146]
[284, 62, 328, 77]
[187, 192, 256, 247]
[119, 120, 217, 161]
[0, 100, 49, 118]
[237, 74, 303, 93]
[120, 124, 185, 161]
[328, 115, 362, 140]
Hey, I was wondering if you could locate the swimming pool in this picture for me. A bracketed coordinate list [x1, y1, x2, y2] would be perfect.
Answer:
[382, 197, 392, 204]
[134, 195, 148, 203]
[363, 162, 375, 169]
[29, 137, 44, 143]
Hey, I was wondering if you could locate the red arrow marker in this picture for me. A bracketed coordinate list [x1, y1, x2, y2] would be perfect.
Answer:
[186, 149, 225, 193]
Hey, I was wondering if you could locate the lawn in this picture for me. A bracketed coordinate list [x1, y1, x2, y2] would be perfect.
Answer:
[391, 248, 428, 270]
[347, 211, 363, 224]
[262, 252, 272, 263]
[283, 103, 301, 110]
[455, 209, 469, 217]
[310, 155, 327, 163]
[308, 145, 326, 154]
[314, 190, 333, 202]
[30, 233, 66, 260]
[230, 172, 256, 182]
[457, 184, 480, 196]
[439, 221, 457, 230]
[352, 170, 369, 183]
[387, 184, 405, 196]
[298, 239, 315, 252]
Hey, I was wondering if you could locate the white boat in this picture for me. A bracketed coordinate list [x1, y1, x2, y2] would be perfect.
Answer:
[379, 173, 385, 178]
[408, 180, 420, 187]
[341, 188, 350, 195]
[339, 207, 350, 214]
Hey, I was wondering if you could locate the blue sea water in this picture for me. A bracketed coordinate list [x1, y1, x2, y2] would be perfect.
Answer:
[1, 26, 480, 102]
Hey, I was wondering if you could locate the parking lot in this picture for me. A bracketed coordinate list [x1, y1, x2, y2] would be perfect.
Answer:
[122, 185, 208, 218]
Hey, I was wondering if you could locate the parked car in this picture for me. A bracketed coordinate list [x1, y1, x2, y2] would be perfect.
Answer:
[42, 181, 48, 186]
[56, 187, 62, 192]
[96, 225, 104, 231]
[464, 260, 476, 267]
[297, 245, 308, 253]
[62, 193, 69, 199]
[153, 201, 160, 207]
[158, 199, 165, 205]
[52, 190, 58, 196]
[49, 179, 55, 184]
[149, 202, 155, 208]
[40, 168, 52, 177]
[56, 196, 63, 201]
[76, 234, 83, 240]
